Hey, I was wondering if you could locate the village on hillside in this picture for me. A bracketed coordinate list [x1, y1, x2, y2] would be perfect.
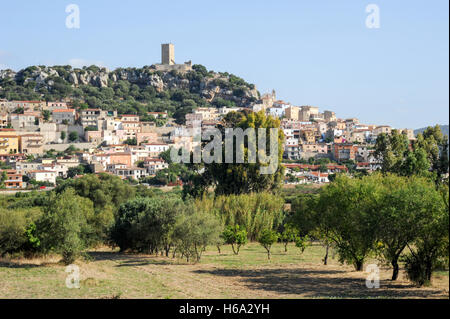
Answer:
[0, 45, 416, 190]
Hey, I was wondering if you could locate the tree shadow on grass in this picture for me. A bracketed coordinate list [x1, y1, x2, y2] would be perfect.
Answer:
[87, 251, 181, 266]
[0, 261, 43, 269]
[193, 268, 446, 298]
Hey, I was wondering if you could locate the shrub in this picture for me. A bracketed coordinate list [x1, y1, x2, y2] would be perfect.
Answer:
[110, 195, 184, 254]
[172, 209, 222, 262]
[0, 209, 28, 256]
[258, 229, 278, 260]
[279, 224, 298, 252]
[294, 235, 310, 254]
[222, 225, 247, 255]
[0, 208, 42, 257]
[404, 250, 430, 286]
[37, 188, 94, 264]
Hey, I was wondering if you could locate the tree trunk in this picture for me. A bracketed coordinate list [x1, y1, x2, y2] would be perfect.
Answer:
[216, 245, 221, 254]
[425, 259, 433, 283]
[284, 242, 288, 252]
[391, 259, 399, 281]
[354, 260, 363, 271]
[323, 244, 329, 265]
[165, 246, 170, 257]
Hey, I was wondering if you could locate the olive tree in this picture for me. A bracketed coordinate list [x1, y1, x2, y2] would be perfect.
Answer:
[315, 175, 382, 271]
[222, 225, 248, 255]
[110, 195, 184, 254]
[258, 229, 278, 260]
[37, 188, 94, 264]
[172, 209, 222, 262]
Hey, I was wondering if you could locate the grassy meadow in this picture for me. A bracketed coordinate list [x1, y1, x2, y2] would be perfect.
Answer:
[0, 242, 448, 299]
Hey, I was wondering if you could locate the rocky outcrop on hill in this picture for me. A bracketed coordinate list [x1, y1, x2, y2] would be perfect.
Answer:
[0, 64, 259, 107]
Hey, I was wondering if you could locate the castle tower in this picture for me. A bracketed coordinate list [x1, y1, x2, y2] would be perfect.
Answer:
[161, 43, 175, 65]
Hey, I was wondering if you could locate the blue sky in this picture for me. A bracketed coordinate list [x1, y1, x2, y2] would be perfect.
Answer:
[1, 0, 448, 129]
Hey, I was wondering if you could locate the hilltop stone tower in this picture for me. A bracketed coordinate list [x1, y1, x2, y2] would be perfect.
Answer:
[161, 43, 175, 65]
[155, 43, 192, 73]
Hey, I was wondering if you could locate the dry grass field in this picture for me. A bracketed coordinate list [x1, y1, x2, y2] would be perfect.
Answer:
[0, 243, 448, 299]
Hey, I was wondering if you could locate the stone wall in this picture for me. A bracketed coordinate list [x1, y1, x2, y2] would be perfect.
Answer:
[43, 142, 96, 152]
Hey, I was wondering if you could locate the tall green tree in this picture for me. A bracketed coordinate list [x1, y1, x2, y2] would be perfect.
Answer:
[37, 188, 95, 264]
[403, 181, 449, 286]
[375, 174, 444, 280]
[184, 111, 285, 197]
[374, 126, 448, 183]
[110, 195, 184, 254]
[315, 175, 383, 271]
[172, 208, 222, 262]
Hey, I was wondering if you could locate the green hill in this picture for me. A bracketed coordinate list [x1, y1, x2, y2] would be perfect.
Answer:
[415, 125, 449, 137]
[0, 65, 259, 124]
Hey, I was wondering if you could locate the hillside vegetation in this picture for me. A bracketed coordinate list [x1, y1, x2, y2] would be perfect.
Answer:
[0, 64, 259, 124]
[415, 125, 449, 137]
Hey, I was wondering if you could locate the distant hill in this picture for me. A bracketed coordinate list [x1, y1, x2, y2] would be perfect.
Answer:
[0, 64, 259, 124]
[414, 125, 449, 137]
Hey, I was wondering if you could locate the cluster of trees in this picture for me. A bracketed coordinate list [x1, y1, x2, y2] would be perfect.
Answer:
[375, 126, 448, 184]
[110, 195, 222, 262]
[0, 172, 289, 264]
[0, 174, 138, 263]
[42, 145, 79, 159]
[291, 173, 449, 286]
[196, 192, 285, 241]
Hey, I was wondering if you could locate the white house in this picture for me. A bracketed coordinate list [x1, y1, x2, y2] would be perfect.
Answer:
[27, 170, 57, 184]
[144, 158, 169, 175]
[143, 143, 170, 157]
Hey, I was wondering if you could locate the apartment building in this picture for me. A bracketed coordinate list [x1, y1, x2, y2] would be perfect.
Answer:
[144, 158, 169, 175]
[0, 169, 23, 188]
[20, 133, 44, 155]
[0, 134, 20, 154]
[80, 109, 117, 128]
[52, 109, 76, 124]
[333, 143, 358, 161]
[143, 143, 170, 157]
[27, 170, 57, 184]
[285, 106, 300, 121]
[299, 106, 319, 122]
[106, 163, 147, 180]
[10, 112, 40, 129]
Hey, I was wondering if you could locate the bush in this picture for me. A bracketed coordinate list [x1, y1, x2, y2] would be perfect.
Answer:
[0, 209, 28, 256]
[404, 251, 430, 286]
[258, 229, 278, 260]
[294, 235, 310, 254]
[68, 131, 78, 142]
[37, 188, 94, 264]
[222, 225, 247, 255]
[110, 195, 184, 254]
[279, 224, 298, 252]
[172, 209, 222, 262]
[0, 208, 42, 257]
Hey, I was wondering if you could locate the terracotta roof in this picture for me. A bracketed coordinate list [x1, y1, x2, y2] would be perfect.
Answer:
[28, 170, 56, 173]
[52, 109, 75, 113]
